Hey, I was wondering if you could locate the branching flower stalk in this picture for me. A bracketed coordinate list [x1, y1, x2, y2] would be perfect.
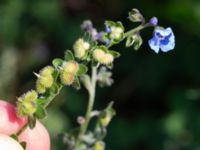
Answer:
[13, 8, 175, 150]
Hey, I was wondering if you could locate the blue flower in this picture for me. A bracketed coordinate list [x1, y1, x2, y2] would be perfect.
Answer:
[148, 27, 175, 53]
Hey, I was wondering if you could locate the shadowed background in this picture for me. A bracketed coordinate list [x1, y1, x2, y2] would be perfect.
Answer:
[0, 0, 200, 149]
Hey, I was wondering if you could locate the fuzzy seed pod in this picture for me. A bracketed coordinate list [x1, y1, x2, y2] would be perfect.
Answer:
[17, 101, 37, 117]
[16, 90, 38, 117]
[100, 53, 114, 65]
[73, 38, 90, 58]
[22, 90, 38, 102]
[40, 66, 54, 76]
[36, 80, 46, 94]
[93, 49, 105, 61]
[38, 75, 54, 88]
[60, 71, 75, 85]
[93, 49, 114, 65]
[63, 61, 79, 74]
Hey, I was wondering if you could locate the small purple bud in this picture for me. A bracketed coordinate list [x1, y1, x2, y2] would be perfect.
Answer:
[150, 17, 158, 26]
[105, 25, 111, 33]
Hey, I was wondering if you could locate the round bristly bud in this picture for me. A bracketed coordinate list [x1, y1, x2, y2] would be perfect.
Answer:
[22, 90, 38, 102]
[63, 61, 79, 74]
[38, 75, 54, 88]
[93, 49, 105, 61]
[36, 80, 46, 94]
[93, 141, 105, 150]
[16, 90, 38, 117]
[17, 101, 37, 117]
[110, 26, 123, 39]
[150, 17, 158, 26]
[100, 54, 114, 65]
[73, 38, 90, 58]
[60, 71, 75, 85]
[40, 66, 54, 76]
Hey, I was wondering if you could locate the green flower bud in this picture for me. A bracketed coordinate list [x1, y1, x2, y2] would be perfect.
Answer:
[23, 90, 38, 102]
[35, 66, 54, 93]
[40, 66, 54, 76]
[60, 71, 75, 85]
[93, 141, 105, 150]
[110, 26, 123, 40]
[73, 38, 90, 59]
[38, 75, 54, 88]
[16, 90, 38, 117]
[36, 80, 46, 94]
[63, 61, 79, 74]
[93, 49, 114, 65]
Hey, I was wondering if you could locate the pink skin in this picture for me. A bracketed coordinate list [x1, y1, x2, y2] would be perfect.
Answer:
[0, 100, 50, 150]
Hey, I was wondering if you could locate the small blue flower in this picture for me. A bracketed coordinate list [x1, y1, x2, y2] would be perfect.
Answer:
[148, 27, 175, 53]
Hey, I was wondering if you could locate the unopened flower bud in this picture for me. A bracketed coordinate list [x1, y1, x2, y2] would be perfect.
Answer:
[38, 75, 54, 88]
[93, 49, 114, 65]
[93, 49, 105, 61]
[16, 90, 38, 117]
[36, 80, 46, 94]
[100, 54, 114, 65]
[150, 17, 158, 26]
[77, 116, 85, 125]
[110, 26, 123, 40]
[63, 61, 79, 74]
[40, 66, 54, 76]
[93, 141, 105, 150]
[60, 71, 75, 85]
[22, 90, 38, 102]
[73, 38, 90, 59]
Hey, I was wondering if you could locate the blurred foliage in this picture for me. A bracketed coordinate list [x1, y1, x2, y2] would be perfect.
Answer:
[1, 0, 200, 150]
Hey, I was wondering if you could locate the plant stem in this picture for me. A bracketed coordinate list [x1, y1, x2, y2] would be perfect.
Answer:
[16, 123, 29, 136]
[76, 65, 98, 145]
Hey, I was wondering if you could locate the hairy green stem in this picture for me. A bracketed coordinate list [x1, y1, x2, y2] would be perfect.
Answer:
[76, 65, 98, 146]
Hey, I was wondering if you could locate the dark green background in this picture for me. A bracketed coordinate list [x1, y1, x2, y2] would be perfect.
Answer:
[0, 0, 200, 149]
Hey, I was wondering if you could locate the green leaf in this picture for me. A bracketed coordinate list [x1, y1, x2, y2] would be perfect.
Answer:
[28, 116, 36, 129]
[64, 50, 74, 61]
[109, 50, 120, 58]
[35, 105, 47, 119]
[80, 74, 91, 92]
[72, 77, 81, 90]
[133, 35, 143, 50]
[20, 141, 27, 150]
[105, 20, 116, 27]
[126, 36, 135, 47]
[10, 134, 19, 141]
[77, 64, 88, 76]
[52, 58, 63, 68]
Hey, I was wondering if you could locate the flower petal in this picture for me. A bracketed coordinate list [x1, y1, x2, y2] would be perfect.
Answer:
[160, 42, 175, 52]
[148, 37, 160, 53]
